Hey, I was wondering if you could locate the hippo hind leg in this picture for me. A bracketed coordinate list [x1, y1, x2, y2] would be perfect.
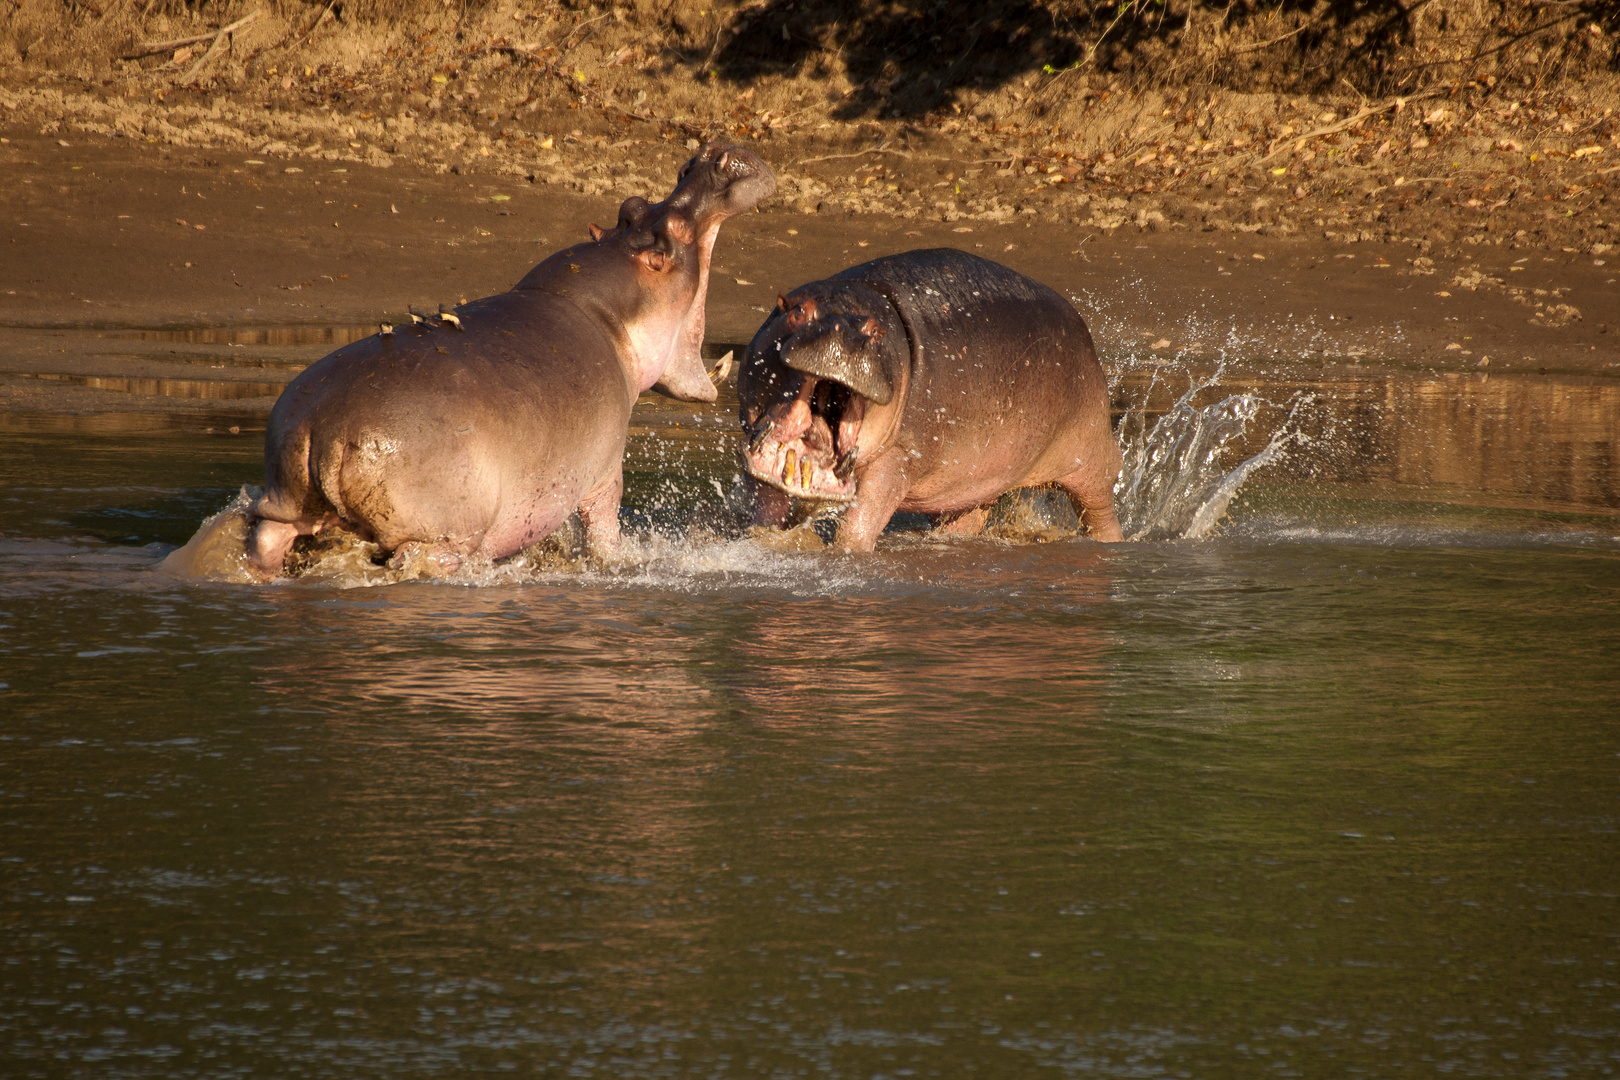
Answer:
[930, 505, 992, 537]
[1056, 467, 1125, 543]
[385, 540, 467, 578]
[247, 519, 302, 576]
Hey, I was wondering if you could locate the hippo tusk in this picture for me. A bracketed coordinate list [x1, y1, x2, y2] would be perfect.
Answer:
[708, 349, 733, 385]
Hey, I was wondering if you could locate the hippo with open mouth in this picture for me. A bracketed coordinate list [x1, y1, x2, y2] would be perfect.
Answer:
[243, 142, 775, 577]
[738, 248, 1124, 550]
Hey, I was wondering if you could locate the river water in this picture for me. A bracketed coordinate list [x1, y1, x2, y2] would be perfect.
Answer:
[2, 354, 1618, 1078]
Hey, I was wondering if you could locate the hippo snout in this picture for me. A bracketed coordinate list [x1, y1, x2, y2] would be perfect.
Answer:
[678, 142, 778, 218]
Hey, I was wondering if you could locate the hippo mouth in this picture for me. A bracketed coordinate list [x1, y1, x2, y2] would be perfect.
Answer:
[742, 374, 865, 501]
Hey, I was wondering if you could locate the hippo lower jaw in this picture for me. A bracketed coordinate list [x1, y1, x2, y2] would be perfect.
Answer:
[741, 374, 865, 502]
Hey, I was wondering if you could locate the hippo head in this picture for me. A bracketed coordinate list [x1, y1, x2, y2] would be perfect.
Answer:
[521, 142, 776, 403]
[737, 288, 905, 502]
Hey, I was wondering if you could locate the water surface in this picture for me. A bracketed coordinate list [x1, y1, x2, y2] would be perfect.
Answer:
[1, 366, 1617, 1078]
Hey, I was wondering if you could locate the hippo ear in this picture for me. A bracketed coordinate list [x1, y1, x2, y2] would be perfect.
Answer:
[663, 214, 694, 245]
[783, 297, 818, 332]
[637, 248, 669, 272]
[776, 294, 789, 313]
[588, 223, 606, 242]
[617, 195, 651, 229]
[781, 322, 895, 406]
[860, 316, 886, 341]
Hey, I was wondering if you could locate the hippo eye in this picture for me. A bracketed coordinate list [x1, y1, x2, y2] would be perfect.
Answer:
[717, 150, 731, 172]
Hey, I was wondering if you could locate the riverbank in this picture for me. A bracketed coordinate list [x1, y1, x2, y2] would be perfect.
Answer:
[2, 123, 1616, 421]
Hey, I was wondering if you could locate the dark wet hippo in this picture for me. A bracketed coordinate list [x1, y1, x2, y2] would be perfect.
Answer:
[738, 248, 1123, 550]
[244, 142, 776, 576]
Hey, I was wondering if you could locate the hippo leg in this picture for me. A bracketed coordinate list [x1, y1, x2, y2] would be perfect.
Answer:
[247, 519, 301, 576]
[930, 505, 991, 537]
[1057, 468, 1125, 543]
[577, 468, 624, 555]
[748, 476, 793, 528]
[386, 541, 465, 577]
[832, 452, 910, 553]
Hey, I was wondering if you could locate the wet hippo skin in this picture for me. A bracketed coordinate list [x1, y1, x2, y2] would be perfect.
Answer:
[738, 248, 1124, 550]
[243, 142, 776, 577]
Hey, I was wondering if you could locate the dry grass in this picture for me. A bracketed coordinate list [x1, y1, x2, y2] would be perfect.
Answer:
[2, 0, 1617, 257]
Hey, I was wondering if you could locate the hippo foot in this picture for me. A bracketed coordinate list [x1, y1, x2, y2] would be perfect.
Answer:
[746, 522, 827, 553]
[930, 505, 992, 537]
[386, 541, 465, 578]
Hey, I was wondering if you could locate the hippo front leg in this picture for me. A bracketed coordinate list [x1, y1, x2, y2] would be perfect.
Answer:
[832, 451, 910, 553]
[577, 468, 625, 556]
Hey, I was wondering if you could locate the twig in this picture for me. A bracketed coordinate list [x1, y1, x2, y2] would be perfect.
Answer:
[179, 27, 231, 84]
[123, 9, 260, 59]
[1260, 86, 1447, 164]
[798, 140, 912, 165]
[1229, 19, 1317, 55]
[294, 0, 339, 46]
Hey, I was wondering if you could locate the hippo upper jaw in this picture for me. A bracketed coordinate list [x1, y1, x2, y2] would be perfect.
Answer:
[647, 143, 777, 401]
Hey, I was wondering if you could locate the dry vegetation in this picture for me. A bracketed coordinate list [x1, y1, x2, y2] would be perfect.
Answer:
[4, 0, 1620, 256]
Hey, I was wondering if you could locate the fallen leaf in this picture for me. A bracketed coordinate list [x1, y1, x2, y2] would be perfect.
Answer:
[1252, 253, 1265, 260]
[539, 136, 554, 149]
[952, 226, 974, 233]
[735, 278, 753, 285]
[1151, 338, 1171, 349]
[491, 194, 511, 202]
[1445, 342, 1462, 350]
[194, 224, 206, 230]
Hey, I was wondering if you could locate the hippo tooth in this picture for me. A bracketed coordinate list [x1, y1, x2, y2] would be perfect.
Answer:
[834, 449, 858, 481]
[783, 448, 797, 484]
[800, 459, 812, 489]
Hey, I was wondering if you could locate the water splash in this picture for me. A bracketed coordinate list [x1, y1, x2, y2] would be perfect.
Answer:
[1114, 363, 1308, 542]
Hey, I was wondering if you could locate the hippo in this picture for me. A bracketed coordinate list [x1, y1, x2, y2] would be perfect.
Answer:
[737, 248, 1124, 550]
[244, 142, 776, 577]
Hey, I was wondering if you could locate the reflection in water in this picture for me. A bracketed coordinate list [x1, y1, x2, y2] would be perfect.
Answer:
[16, 371, 288, 399]
[1115, 366, 1620, 514]
[102, 326, 375, 347]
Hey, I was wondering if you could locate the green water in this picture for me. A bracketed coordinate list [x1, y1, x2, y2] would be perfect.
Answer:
[1, 391, 1618, 1077]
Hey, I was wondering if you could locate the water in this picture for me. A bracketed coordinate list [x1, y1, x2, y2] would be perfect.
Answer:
[2, 359, 1618, 1078]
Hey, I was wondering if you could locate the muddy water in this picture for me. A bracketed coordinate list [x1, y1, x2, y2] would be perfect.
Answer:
[2, 358, 1618, 1078]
